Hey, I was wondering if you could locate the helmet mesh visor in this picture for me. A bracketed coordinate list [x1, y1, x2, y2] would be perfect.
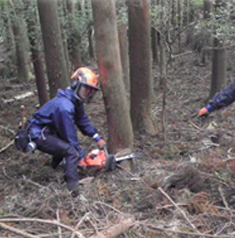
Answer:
[78, 85, 96, 102]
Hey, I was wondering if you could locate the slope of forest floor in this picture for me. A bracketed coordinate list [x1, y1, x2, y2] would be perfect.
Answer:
[1, 45, 235, 238]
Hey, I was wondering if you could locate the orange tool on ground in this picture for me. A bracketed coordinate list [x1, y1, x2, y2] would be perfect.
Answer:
[82, 146, 142, 172]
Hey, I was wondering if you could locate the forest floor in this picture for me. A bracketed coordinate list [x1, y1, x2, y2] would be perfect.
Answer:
[1, 44, 235, 238]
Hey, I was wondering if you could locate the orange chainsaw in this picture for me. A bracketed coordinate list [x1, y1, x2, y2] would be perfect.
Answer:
[83, 146, 142, 172]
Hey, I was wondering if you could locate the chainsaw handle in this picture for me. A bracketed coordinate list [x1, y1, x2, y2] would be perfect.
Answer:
[102, 144, 109, 158]
[102, 145, 116, 172]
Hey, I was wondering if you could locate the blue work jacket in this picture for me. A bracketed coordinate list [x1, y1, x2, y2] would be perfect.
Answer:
[208, 80, 235, 112]
[28, 88, 98, 155]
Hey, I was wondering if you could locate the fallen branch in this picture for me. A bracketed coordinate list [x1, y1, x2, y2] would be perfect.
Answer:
[0, 222, 39, 238]
[0, 218, 85, 238]
[90, 217, 135, 238]
[21, 175, 45, 189]
[93, 201, 125, 216]
[71, 213, 91, 238]
[2, 91, 35, 103]
[158, 187, 202, 235]
[0, 140, 14, 154]
[56, 209, 62, 238]
[0, 125, 16, 135]
[2, 166, 12, 180]
[144, 222, 233, 238]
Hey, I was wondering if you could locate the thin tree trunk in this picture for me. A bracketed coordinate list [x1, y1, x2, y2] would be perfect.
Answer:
[66, 0, 82, 71]
[23, 0, 48, 106]
[201, 0, 213, 64]
[1, 2, 16, 59]
[159, 0, 167, 140]
[128, 0, 156, 135]
[92, 0, 133, 153]
[151, 27, 159, 64]
[10, 0, 29, 83]
[177, 0, 182, 52]
[209, 0, 227, 98]
[37, 0, 68, 98]
[88, 23, 95, 59]
[59, 0, 71, 74]
[204, 0, 213, 19]
[209, 39, 226, 98]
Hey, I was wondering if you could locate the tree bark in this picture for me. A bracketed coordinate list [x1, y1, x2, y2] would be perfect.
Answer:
[92, 0, 133, 153]
[204, 0, 213, 19]
[201, 0, 213, 64]
[23, 0, 48, 106]
[151, 27, 159, 64]
[1, 2, 16, 59]
[10, 0, 29, 83]
[209, 0, 227, 98]
[118, 25, 130, 97]
[128, 0, 157, 135]
[209, 39, 227, 98]
[37, 0, 68, 98]
[66, 0, 82, 71]
[58, 0, 71, 74]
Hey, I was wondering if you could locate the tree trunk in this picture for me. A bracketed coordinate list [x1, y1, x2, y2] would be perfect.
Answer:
[183, 0, 190, 26]
[58, 0, 71, 74]
[128, 0, 156, 135]
[37, 0, 68, 98]
[201, 0, 213, 64]
[23, 0, 48, 106]
[204, 0, 213, 19]
[188, 0, 195, 23]
[171, 0, 176, 26]
[209, 39, 226, 99]
[10, 0, 29, 83]
[151, 27, 159, 64]
[159, 0, 168, 140]
[1, 2, 16, 60]
[209, 0, 227, 98]
[88, 23, 95, 59]
[66, 0, 82, 71]
[177, 0, 182, 52]
[118, 25, 130, 97]
[92, 0, 133, 153]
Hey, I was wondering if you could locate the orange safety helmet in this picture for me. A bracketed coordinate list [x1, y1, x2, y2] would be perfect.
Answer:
[71, 67, 99, 103]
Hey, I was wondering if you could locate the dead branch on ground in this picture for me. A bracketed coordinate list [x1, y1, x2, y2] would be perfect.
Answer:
[2, 91, 35, 103]
[0, 140, 14, 154]
[0, 222, 39, 238]
[0, 218, 85, 238]
[158, 186, 202, 235]
[90, 217, 135, 238]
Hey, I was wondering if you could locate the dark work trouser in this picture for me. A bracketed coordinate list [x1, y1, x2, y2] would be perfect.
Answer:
[33, 134, 79, 187]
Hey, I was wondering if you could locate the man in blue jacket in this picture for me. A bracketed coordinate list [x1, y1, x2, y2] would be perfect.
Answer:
[199, 80, 235, 117]
[28, 67, 106, 197]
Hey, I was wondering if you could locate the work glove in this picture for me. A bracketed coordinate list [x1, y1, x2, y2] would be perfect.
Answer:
[198, 107, 209, 117]
[97, 139, 106, 149]
[198, 105, 212, 118]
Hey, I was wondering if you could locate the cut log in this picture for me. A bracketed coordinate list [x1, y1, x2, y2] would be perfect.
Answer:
[2, 91, 35, 103]
[90, 217, 135, 238]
